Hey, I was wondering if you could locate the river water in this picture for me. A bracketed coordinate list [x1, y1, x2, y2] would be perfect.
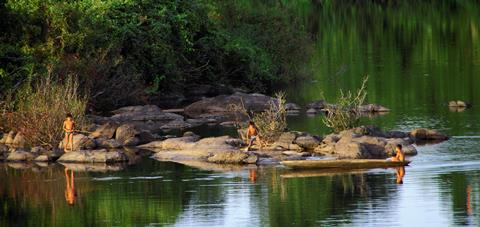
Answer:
[2, 1, 480, 226]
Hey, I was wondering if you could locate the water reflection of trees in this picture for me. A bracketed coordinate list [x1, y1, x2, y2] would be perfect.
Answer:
[266, 170, 398, 226]
[0, 161, 228, 226]
[438, 171, 479, 226]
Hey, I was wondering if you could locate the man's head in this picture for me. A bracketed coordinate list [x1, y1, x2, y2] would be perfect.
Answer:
[249, 121, 255, 126]
[396, 144, 402, 150]
[66, 113, 73, 119]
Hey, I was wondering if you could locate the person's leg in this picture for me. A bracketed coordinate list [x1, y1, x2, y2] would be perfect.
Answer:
[68, 133, 74, 152]
[64, 133, 69, 152]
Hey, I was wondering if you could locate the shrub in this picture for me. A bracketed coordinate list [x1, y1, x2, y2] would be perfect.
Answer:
[228, 92, 288, 144]
[9, 74, 87, 148]
[322, 76, 368, 133]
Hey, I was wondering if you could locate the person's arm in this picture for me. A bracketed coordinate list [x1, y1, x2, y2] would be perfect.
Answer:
[63, 121, 67, 132]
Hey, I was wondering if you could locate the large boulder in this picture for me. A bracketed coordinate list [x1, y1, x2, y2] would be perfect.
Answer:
[6, 150, 37, 162]
[58, 149, 129, 163]
[410, 128, 449, 141]
[115, 124, 139, 146]
[90, 122, 118, 139]
[294, 135, 320, 150]
[272, 132, 298, 149]
[184, 92, 275, 119]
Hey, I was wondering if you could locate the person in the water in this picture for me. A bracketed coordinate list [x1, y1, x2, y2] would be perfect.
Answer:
[65, 167, 77, 205]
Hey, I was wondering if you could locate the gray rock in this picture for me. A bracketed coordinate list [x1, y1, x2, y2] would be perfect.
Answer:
[307, 100, 327, 110]
[115, 124, 139, 145]
[109, 105, 184, 132]
[124, 137, 140, 147]
[160, 120, 192, 130]
[90, 122, 118, 139]
[322, 134, 340, 144]
[295, 136, 320, 150]
[31, 146, 47, 154]
[277, 132, 298, 145]
[225, 138, 246, 148]
[410, 128, 449, 141]
[34, 155, 52, 162]
[285, 103, 301, 111]
[96, 138, 123, 149]
[137, 131, 155, 144]
[207, 151, 249, 164]
[139, 136, 199, 150]
[6, 151, 37, 162]
[58, 149, 129, 163]
[288, 143, 303, 151]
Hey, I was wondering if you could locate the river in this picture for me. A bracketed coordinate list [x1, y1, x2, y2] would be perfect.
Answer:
[1, 1, 480, 226]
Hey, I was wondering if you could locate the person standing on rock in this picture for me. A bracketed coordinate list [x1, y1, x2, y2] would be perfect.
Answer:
[63, 113, 75, 152]
[245, 121, 260, 151]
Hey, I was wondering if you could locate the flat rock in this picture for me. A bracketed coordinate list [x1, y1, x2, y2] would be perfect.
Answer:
[207, 151, 249, 164]
[58, 150, 129, 163]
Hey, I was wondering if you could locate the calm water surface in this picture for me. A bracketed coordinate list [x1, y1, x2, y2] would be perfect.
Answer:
[2, 1, 480, 226]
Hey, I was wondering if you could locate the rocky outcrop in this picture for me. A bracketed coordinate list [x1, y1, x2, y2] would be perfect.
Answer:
[115, 124, 139, 146]
[184, 92, 276, 119]
[12, 132, 27, 148]
[91, 105, 185, 133]
[410, 128, 449, 141]
[58, 149, 129, 163]
[150, 135, 258, 164]
[313, 127, 418, 159]
[306, 100, 327, 111]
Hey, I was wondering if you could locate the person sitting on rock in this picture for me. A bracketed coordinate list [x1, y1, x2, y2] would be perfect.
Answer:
[245, 121, 260, 151]
[63, 113, 75, 152]
[390, 144, 405, 162]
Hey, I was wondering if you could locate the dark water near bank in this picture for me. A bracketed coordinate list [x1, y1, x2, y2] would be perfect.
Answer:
[2, 1, 480, 226]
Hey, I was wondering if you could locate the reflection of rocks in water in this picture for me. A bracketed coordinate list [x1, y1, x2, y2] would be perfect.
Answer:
[281, 169, 368, 179]
[359, 111, 389, 119]
[59, 162, 127, 172]
[414, 139, 446, 146]
[449, 106, 467, 112]
[7, 162, 35, 169]
[172, 160, 255, 172]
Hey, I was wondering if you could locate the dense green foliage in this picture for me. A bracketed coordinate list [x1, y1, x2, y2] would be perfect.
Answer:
[0, 0, 311, 110]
